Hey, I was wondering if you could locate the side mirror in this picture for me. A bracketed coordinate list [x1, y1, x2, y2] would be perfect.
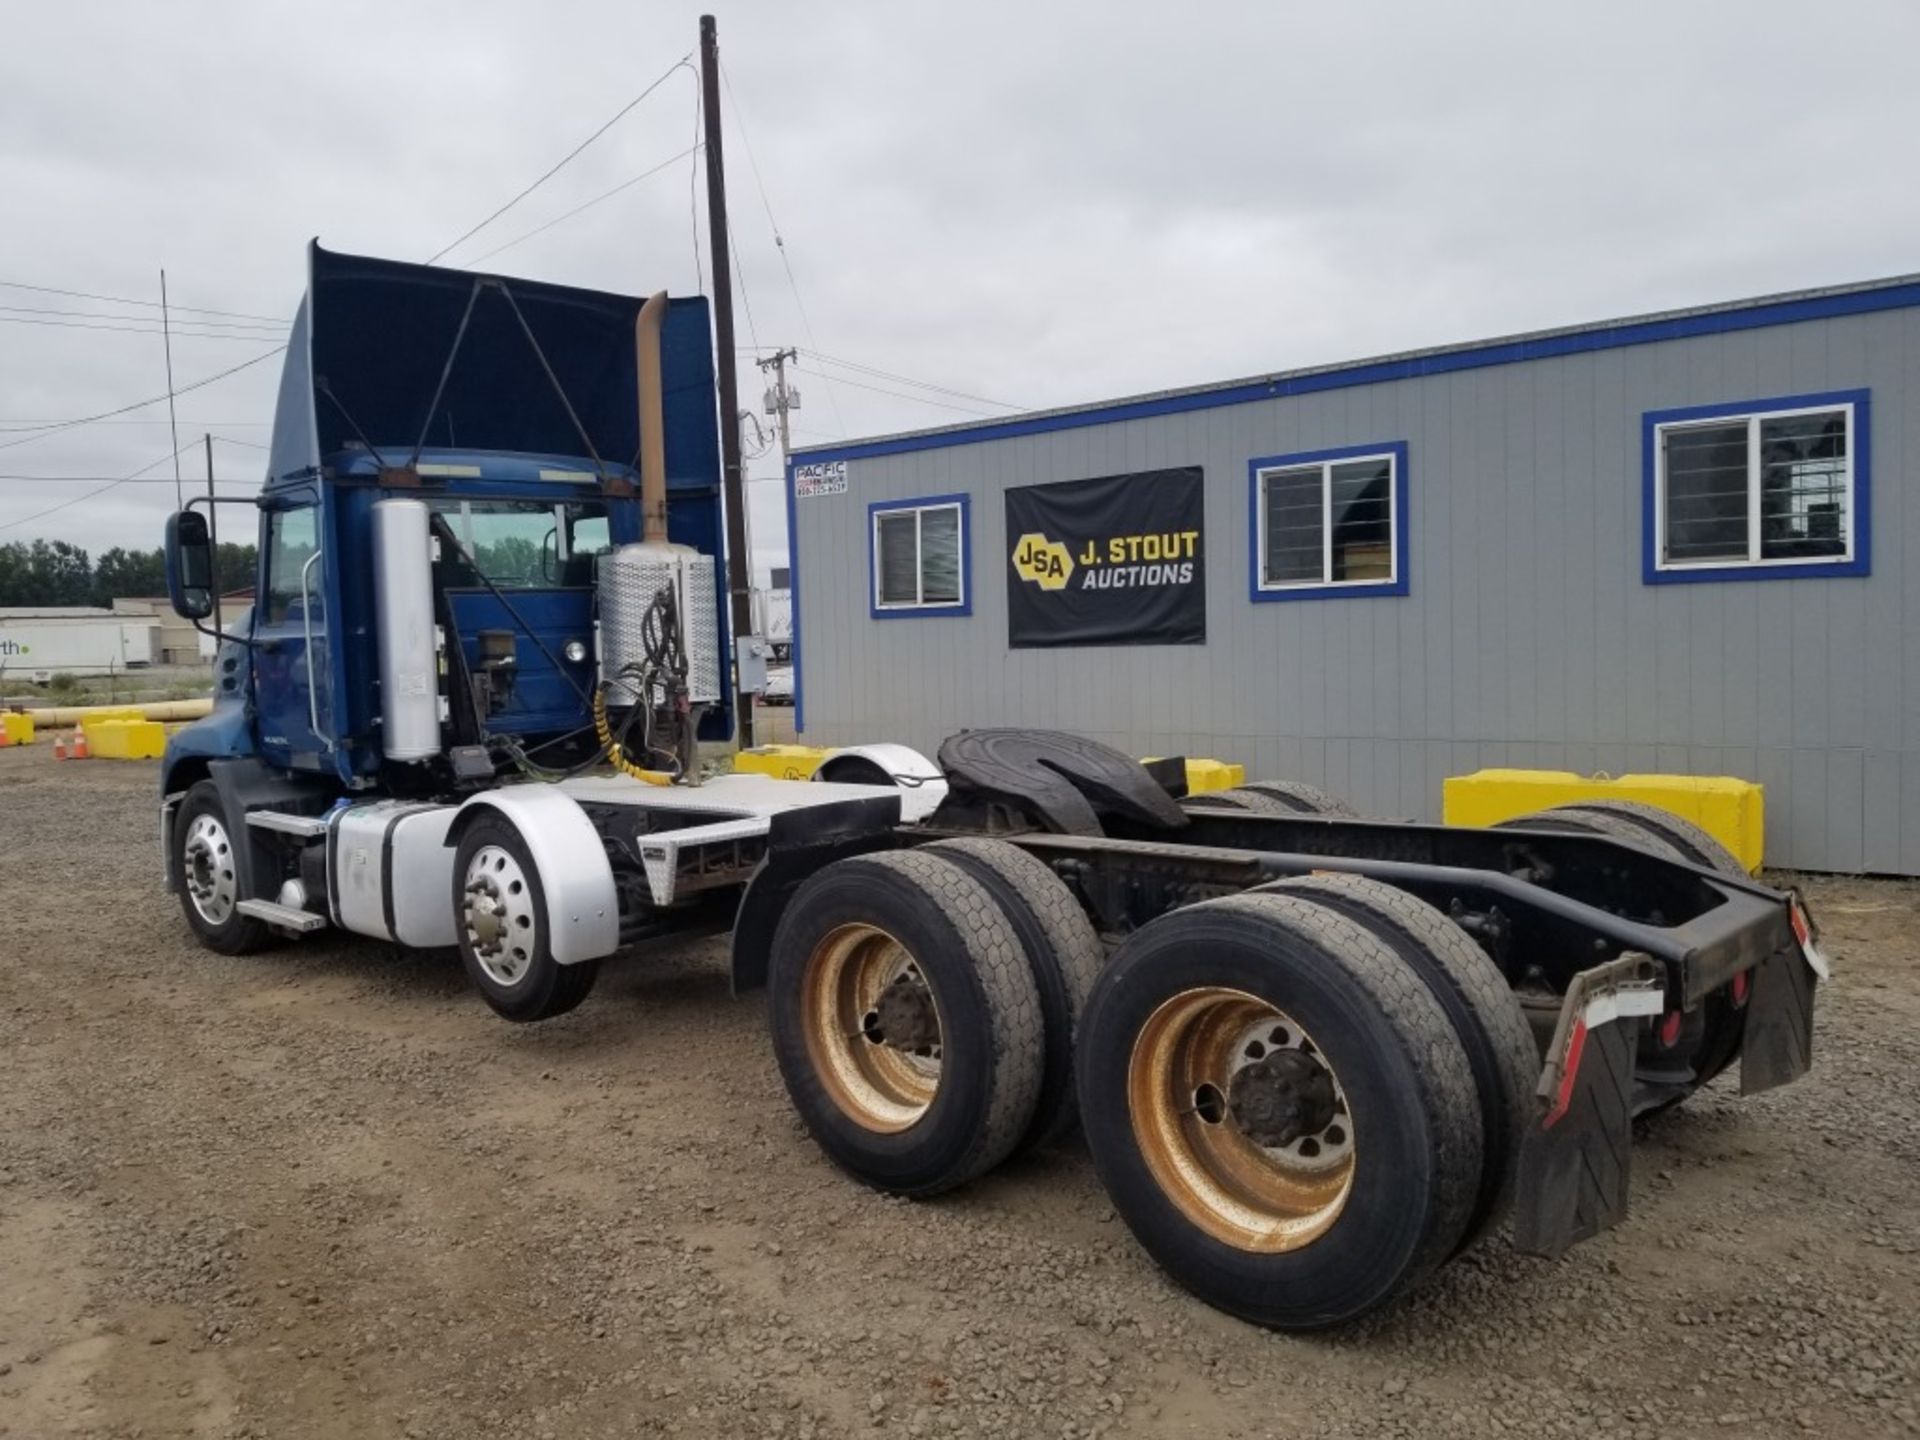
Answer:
[164, 510, 215, 620]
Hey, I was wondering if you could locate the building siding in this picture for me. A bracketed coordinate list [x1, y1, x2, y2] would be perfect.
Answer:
[790, 303, 1919, 874]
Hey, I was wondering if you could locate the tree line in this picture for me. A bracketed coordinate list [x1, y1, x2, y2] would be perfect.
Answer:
[0, 538, 258, 609]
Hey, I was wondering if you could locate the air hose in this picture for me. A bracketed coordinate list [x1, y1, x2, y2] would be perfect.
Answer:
[592, 683, 675, 786]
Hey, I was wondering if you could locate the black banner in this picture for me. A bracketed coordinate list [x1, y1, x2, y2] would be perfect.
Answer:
[1005, 467, 1206, 648]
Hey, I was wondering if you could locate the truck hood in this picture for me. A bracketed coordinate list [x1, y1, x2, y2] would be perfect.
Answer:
[264, 243, 720, 492]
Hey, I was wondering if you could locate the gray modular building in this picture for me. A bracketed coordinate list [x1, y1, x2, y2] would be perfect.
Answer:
[784, 274, 1920, 874]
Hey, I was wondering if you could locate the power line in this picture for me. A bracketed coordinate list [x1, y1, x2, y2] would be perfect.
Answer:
[0, 302, 286, 334]
[792, 369, 1003, 417]
[0, 314, 289, 343]
[427, 54, 694, 264]
[796, 348, 1020, 411]
[0, 419, 271, 427]
[462, 145, 702, 268]
[719, 60, 847, 438]
[0, 346, 287, 448]
[0, 481, 255, 495]
[0, 439, 204, 534]
[0, 278, 285, 325]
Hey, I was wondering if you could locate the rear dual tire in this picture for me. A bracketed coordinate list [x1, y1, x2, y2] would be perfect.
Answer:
[1183, 781, 1357, 817]
[1077, 892, 1485, 1331]
[1497, 801, 1750, 1101]
[767, 850, 1046, 1196]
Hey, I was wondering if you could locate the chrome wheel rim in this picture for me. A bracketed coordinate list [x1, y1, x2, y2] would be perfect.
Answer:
[800, 922, 943, 1132]
[463, 844, 537, 987]
[182, 813, 238, 926]
[1128, 987, 1355, 1252]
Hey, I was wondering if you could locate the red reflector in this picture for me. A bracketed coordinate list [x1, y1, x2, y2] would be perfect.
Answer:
[1790, 906, 1811, 946]
[1544, 1019, 1588, 1129]
[1731, 970, 1750, 1006]
[1658, 1010, 1683, 1048]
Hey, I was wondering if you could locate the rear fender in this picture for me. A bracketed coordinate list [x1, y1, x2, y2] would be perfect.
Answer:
[447, 786, 619, 964]
[814, 743, 948, 822]
[729, 794, 902, 995]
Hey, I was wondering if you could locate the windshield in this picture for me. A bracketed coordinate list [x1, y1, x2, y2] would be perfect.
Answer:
[430, 498, 612, 589]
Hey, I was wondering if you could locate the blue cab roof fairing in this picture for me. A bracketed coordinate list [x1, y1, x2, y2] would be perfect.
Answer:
[265, 243, 721, 493]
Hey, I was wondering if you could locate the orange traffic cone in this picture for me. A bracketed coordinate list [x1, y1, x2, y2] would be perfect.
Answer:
[52, 734, 67, 761]
[70, 728, 89, 760]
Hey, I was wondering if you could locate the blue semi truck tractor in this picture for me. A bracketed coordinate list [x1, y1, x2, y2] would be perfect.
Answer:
[156, 244, 1826, 1332]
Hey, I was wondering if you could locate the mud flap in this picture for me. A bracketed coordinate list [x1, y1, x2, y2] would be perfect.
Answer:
[1511, 955, 1665, 1259]
[1740, 898, 1823, 1095]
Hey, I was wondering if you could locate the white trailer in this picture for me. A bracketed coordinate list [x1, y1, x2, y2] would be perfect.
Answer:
[0, 612, 159, 680]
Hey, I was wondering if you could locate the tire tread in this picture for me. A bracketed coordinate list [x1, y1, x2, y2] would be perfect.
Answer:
[925, 838, 1104, 1151]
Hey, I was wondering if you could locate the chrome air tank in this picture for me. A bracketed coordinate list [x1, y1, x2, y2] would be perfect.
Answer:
[371, 498, 442, 761]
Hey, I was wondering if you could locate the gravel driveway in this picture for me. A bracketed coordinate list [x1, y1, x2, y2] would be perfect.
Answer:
[2, 745, 1916, 1438]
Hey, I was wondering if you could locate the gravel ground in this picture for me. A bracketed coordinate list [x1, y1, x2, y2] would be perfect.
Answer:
[2, 744, 1917, 1439]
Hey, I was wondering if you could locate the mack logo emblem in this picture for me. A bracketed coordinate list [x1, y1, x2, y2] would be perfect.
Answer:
[1004, 466, 1206, 648]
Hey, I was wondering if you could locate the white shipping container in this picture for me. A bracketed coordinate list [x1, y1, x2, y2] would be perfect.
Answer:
[0, 618, 159, 679]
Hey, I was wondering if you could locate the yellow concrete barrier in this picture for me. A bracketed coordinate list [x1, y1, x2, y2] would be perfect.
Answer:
[734, 743, 831, 781]
[82, 717, 168, 760]
[1443, 769, 1764, 873]
[1144, 756, 1246, 795]
[1, 712, 34, 745]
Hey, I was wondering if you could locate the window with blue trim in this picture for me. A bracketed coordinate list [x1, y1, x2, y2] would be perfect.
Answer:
[1251, 445, 1405, 597]
[1649, 393, 1867, 578]
[871, 496, 968, 613]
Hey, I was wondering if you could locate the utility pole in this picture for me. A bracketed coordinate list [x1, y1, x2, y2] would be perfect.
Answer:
[700, 13, 755, 747]
[756, 347, 800, 460]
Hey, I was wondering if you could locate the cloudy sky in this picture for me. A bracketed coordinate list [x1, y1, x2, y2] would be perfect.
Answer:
[3, 0, 1917, 581]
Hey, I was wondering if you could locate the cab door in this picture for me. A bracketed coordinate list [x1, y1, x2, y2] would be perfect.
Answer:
[251, 500, 334, 770]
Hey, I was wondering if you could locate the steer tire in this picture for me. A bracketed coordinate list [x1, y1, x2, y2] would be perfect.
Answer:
[1263, 873, 1537, 1255]
[1238, 780, 1358, 817]
[1076, 892, 1482, 1331]
[768, 850, 1045, 1197]
[926, 837, 1104, 1153]
[173, 781, 270, 956]
[452, 815, 599, 1024]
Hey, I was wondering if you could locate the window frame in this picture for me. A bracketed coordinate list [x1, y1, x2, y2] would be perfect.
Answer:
[867, 493, 972, 619]
[261, 502, 321, 626]
[1247, 441, 1410, 602]
[1643, 389, 1871, 584]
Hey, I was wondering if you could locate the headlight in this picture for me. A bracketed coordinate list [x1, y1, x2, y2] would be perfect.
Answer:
[563, 639, 589, 664]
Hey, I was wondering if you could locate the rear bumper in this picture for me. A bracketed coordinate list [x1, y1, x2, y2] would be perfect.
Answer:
[1511, 931, 1820, 1259]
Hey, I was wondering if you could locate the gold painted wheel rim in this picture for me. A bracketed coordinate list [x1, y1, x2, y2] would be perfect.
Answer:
[1128, 987, 1355, 1252]
[801, 923, 943, 1133]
